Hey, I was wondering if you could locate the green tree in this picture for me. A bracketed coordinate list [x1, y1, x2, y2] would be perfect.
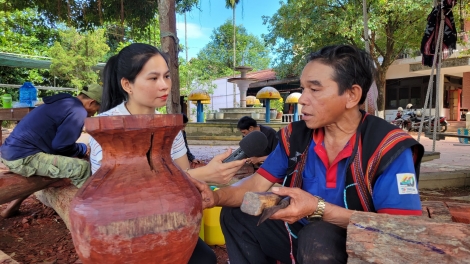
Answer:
[5, 0, 201, 113]
[0, 0, 64, 103]
[5, 0, 198, 36]
[179, 57, 217, 102]
[49, 28, 110, 89]
[103, 15, 162, 61]
[195, 20, 270, 78]
[263, 0, 434, 112]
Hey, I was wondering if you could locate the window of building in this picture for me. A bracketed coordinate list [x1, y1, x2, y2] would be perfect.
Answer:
[385, 76, 437, 110]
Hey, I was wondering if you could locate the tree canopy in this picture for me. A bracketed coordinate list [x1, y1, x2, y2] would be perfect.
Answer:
[194, 20, 271, 79]
[6, 0, 199, 32]
[49, 28, 109, 89]
[263, 0, 442, 111]
[0, 0, 64, 102]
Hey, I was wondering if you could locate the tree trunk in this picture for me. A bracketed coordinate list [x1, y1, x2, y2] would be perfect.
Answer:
[347, 211, 470, 263]
[98, 0, 103, 24]
[35, 186, 78, 230]
[119, 0, 125, 43]
[66, 0, 71, 26]
[159, 0, 181, 114]
[376, 68, 387, 117]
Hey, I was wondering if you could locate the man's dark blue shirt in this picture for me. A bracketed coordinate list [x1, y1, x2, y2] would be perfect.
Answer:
[1, 93, 87, 160]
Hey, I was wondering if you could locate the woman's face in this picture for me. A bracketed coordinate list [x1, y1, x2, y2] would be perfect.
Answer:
[122, 54, 171, 109]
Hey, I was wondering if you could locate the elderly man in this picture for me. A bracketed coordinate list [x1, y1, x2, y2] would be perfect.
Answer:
[191, 45, 424, 263]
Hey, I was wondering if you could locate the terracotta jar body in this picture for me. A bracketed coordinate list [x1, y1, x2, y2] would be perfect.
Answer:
[69, 115, 202, 264]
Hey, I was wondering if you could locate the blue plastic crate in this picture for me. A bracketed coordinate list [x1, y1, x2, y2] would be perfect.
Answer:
[457, 128, 469, 144]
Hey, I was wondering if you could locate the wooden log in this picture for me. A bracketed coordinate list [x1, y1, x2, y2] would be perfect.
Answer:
[421, 201, 453, 222]
[347, 211, 470, 264]
[446, 202, 470, 224]
[34, 185, 78, 230]
[240, 192, 282, 216]
[0, 249, 18, 264]
[0, 171, 60, 204]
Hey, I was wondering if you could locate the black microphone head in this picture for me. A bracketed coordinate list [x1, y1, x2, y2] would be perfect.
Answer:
[239, 131, 268, 157]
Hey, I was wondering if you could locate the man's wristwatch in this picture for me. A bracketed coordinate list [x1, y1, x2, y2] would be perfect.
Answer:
[306, 195, 326, 221]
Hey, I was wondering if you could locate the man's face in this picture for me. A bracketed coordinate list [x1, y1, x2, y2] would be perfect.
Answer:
[239, 126, 254, 137]
[84, 101, 100, 117]
[298, 61, 348, 129]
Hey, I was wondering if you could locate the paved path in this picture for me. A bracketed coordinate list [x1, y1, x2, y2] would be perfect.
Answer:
[411, 133, 470, 173]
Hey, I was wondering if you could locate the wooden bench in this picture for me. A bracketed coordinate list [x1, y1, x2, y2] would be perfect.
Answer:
[422, 151, 440, 162]
[425, 132, 470, 141]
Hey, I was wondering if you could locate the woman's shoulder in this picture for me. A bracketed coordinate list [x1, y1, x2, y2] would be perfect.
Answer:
[97, 102, 128, 117]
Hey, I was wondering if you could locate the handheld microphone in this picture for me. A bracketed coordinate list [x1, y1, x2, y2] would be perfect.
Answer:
[222, 131, 268, 163]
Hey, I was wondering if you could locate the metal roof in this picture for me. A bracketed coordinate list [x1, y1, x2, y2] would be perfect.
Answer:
[0, 52, 106, 70]
[0, 84, 76, 91]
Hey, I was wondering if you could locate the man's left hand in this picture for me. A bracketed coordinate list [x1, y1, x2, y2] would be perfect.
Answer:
[188, 176, 217, 209]
[269, 186, 318, 224]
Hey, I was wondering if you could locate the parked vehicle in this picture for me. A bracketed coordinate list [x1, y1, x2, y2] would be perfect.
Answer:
[391, 104, 447, 132]
[404, 110, 447, 132]
[390, 117, 406, 130]
[390, 107, 406, 130]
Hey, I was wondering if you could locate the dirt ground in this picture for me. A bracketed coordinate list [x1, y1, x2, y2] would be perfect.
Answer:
[1, 186, 468, 264]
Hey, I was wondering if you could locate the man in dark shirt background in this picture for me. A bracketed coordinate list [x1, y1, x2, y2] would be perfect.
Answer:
[0, 84, 102, 218]
[237, 116, 278, 166]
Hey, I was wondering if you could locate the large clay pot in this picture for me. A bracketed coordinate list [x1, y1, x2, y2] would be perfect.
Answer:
[69, 115, 202, 264]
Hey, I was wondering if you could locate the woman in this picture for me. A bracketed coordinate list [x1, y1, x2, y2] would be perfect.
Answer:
[89, 43, 245, 263]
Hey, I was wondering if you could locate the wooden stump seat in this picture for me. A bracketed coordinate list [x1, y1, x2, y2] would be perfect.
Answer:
[0, 170, 62, 205]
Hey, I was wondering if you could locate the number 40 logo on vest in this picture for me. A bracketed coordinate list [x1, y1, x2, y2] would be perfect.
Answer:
[396, 173, 418, 195]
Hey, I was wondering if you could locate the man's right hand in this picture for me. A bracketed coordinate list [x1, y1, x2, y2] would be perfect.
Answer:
[188, 176, 217, 210]
[80, 144, 91, 161]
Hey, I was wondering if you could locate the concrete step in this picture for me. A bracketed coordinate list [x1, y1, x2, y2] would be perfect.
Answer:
[446, 121, 465, 132]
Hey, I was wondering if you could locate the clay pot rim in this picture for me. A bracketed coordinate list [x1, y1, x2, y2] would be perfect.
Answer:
[85, 114, 184, 133]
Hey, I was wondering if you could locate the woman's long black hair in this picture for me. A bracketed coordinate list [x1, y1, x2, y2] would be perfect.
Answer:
[100, 43, 169, 113]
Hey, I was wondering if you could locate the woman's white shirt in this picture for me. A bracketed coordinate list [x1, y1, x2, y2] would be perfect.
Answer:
[89, 102, 187, 174]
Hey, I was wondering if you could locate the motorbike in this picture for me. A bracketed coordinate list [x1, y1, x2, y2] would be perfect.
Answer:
[422, 115, 448, 132]
[404, 111, 448, 132]
[390, 111, 406, 130]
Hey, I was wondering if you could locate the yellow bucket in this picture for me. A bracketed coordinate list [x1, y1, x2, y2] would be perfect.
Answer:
[199, 212, 205, 240]
[202, 186, 225, 245]
[203, 206, 225, 245]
